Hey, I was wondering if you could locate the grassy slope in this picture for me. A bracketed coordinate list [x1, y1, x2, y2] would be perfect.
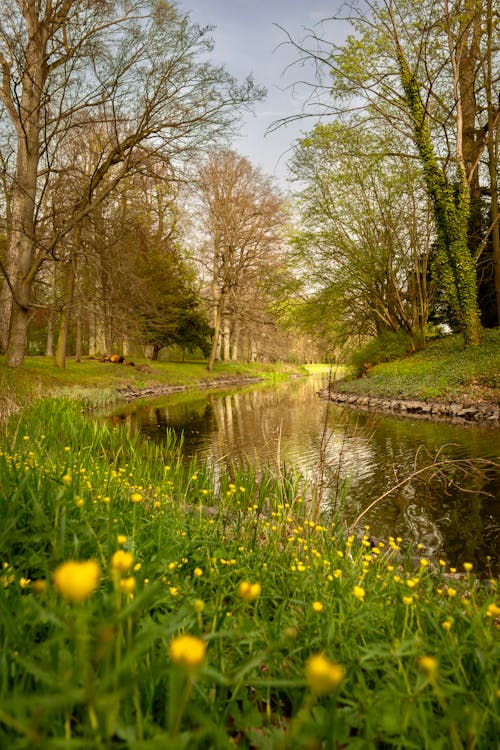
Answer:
[336, 329, 500, 402]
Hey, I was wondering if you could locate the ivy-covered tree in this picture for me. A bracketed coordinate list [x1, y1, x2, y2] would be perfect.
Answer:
[281, 0, 499, 344]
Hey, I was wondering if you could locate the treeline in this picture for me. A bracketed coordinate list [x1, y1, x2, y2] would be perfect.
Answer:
[0, 1, 321, 369]
[0, 1, 498, 370]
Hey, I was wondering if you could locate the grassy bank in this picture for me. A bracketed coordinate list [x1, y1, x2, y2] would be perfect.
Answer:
[1, 399, 499, 748]
[336, 329, 500, 402]
[0, 356, 305, 421]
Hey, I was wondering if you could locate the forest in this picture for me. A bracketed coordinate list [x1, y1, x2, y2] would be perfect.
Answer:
[0, 0, 498, 370]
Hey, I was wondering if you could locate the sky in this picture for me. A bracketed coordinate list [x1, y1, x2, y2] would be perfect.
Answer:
[176, 0, 349, 188]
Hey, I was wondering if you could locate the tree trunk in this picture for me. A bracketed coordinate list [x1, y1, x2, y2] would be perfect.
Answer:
[6, 281, 31, 367]
[45, 264, 57, 357]
[54, 262, 75, 369]
[75, 298, 82, 362]
[222, 317, 231, 360]
[207, 295, 223, 371]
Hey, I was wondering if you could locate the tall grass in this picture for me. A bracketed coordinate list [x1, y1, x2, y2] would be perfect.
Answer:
[1, 399, 499, 748]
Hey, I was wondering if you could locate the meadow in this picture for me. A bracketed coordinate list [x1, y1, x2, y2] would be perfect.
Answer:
[1, 397, 499, 748]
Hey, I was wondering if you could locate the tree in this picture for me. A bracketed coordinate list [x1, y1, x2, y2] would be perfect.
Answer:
[279, 0, 499, 343]
[193, 150, 288, 370]
[134, 246, 211, 360]
[0, 0, 262, 366]
[288, 121, 434, 346]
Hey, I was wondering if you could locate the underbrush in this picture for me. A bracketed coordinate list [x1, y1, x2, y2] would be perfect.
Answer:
[0, 400, 499, 748]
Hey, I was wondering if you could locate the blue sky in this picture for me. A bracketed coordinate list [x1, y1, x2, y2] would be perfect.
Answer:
[176, 0, 348, 187]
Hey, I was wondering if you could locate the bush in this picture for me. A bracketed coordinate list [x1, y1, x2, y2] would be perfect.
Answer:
[349, 331, 418, 377]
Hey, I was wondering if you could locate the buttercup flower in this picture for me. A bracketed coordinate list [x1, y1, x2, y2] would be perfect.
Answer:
[312, 601, 324, 612]
[54, 560, 100, 603]
[120, 576, 136, 594]
[169, 634, 206, 670]
[485, 602, 500, 618]
[305, 654, 345, 696]
[418, 655, 438, 680]
[111, 550, 134, 573]
[238, 581, 261, 602]
[353, 585, 365, 601]
[131, 493, 143, 503]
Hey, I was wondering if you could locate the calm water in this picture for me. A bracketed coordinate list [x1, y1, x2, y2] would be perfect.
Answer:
[107, 375, 500, 574]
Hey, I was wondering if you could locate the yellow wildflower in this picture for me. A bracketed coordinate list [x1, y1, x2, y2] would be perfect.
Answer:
[403, 596, 413, 605]
[305, 654, 345, 696]
[117, 535, 127, 545]
[312, 601, 324, 612]
[353, 585, 365, 601]
[169, 634, 206, 670]
[111, 550, 134, 573]
[238, 581, 261, 602]
[485, 602, 500, 618]
[120, 577, 136, 594]
[447, 587, 457, 597]
[54, 560, 100, 603]
[442, 620, 453, 631]
[418, 655, 438, 680]
[131, 493, 143, 503]
[463, 562, 473, 573]
[194, 567, 203, 577]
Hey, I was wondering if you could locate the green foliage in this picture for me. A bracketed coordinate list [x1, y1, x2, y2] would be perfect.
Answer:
[349, 331, 418, 377]
[134, 248, 211, 359]
[288, 120, 434, 345]
[337, 328, 500, 400]
[0, 399, 498, 747]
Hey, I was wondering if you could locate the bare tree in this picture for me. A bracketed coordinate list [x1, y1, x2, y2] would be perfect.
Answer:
[0, 0, 262, 366]
[193, 149, 288, 371]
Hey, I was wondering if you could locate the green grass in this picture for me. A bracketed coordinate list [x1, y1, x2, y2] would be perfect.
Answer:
[1, 399, 498, 748]
[336, 329, 500, 401]
[0, 356, 305, 419]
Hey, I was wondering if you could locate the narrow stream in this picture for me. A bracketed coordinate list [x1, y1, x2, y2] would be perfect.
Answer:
[106, 375, 500, 574]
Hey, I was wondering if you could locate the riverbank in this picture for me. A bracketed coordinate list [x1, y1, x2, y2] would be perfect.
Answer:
[0, 356, 307, 421]
[322, 330, 500, 423]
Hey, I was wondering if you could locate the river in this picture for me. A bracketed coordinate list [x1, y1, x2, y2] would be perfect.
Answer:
[106, 375, 500, 575]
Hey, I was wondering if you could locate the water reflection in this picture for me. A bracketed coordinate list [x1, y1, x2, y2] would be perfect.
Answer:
[106, 376, 500, 574]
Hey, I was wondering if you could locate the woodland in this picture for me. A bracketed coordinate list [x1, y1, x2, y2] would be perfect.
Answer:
[0, 0, 498, 370]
